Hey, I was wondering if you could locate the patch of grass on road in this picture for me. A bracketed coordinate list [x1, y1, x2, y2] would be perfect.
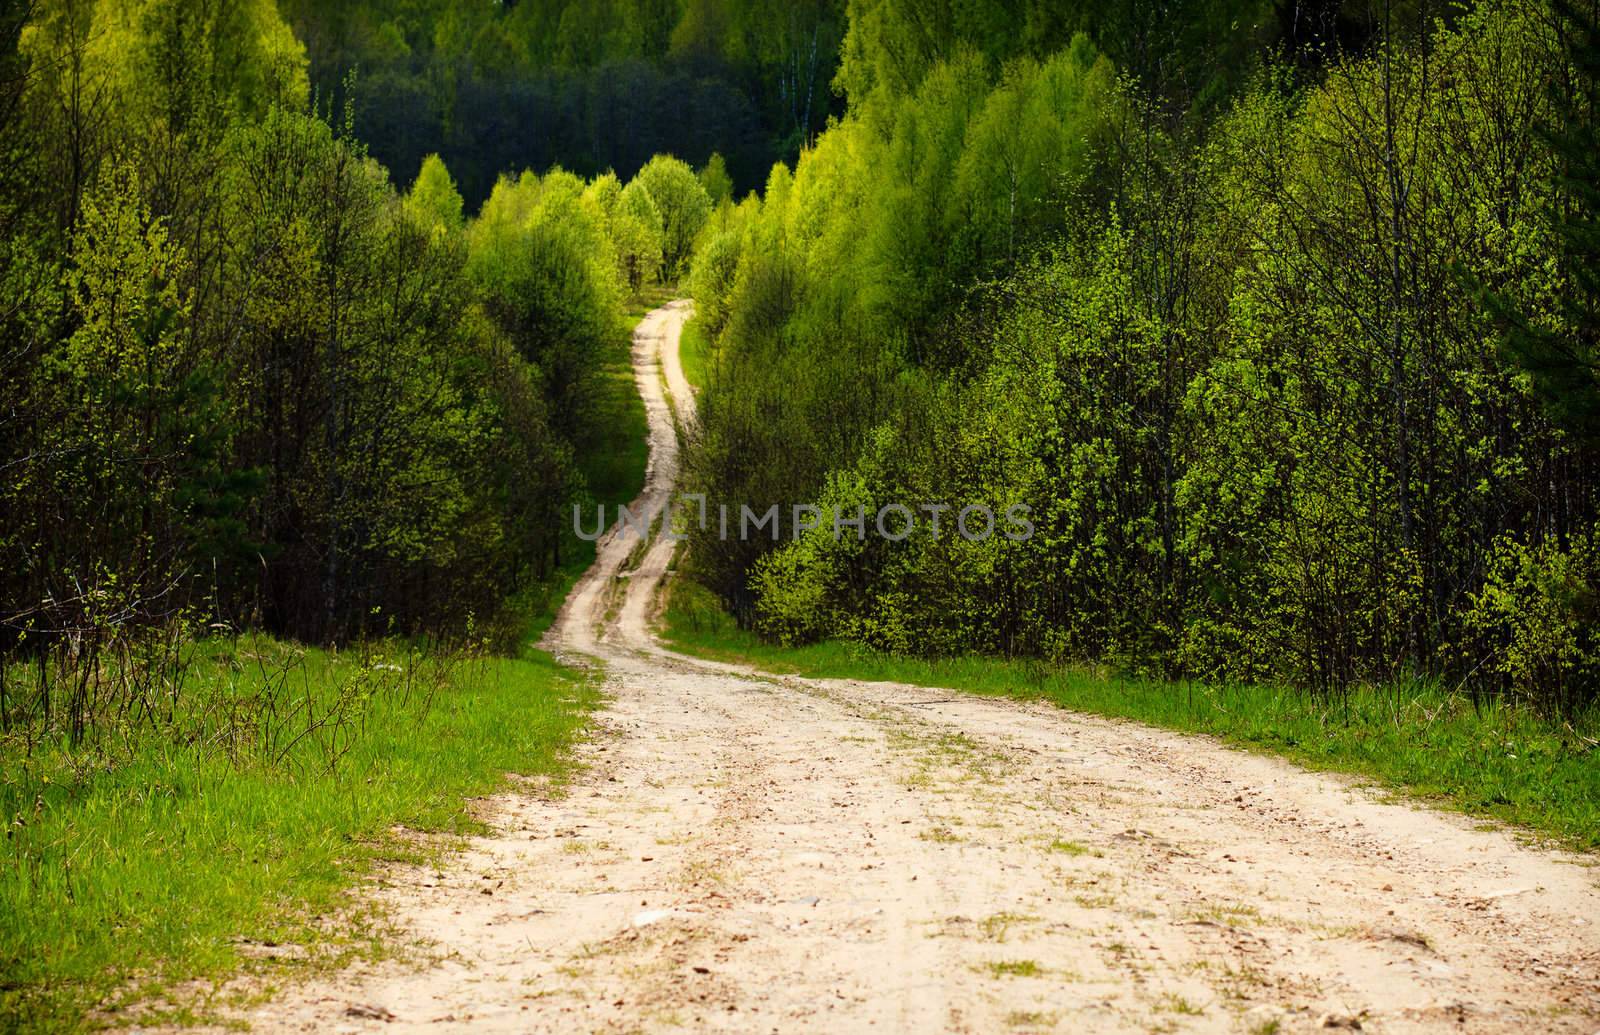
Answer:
[0, 639, 597, 1030]
[661, 578, 1600, 851]
[984, 959, 1042, 978]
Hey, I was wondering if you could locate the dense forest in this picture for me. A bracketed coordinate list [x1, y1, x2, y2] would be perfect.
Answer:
[0, 0, 721, 736]
[682, 0, 1600, 718]
[276, 0, 846, 205]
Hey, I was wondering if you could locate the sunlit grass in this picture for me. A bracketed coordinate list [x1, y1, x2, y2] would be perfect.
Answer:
[0, 639, 597, 1029]
[678, 314, 715, 394]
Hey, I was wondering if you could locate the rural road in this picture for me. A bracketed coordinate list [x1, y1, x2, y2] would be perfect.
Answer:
[240, 302, 1600, 1033]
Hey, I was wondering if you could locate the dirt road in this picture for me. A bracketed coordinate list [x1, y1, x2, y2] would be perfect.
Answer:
[243, 303, 1600, 1033]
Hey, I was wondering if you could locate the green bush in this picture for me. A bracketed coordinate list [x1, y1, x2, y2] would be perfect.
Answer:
[1467, 530, 1600, 717]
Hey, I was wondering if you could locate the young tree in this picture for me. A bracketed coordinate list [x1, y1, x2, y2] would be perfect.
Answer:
[405, 152, 465, 238]
[633, 154, 712, 279]
[697, 151, 734, 207]
[468, 170, 621, 446]
[614, 177, 665, 292]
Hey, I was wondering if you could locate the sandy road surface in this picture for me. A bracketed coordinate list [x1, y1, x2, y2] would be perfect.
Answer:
[235, 303, 1600, 1034]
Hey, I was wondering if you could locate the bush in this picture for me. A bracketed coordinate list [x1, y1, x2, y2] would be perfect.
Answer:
[1466, 530, 1600, 717]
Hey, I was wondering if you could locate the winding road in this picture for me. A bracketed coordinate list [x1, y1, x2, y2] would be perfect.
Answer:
[244, 303, 1600, 1034]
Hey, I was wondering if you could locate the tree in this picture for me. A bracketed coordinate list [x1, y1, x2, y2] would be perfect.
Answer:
[634, 153, 712, 279]
[698, 151, 733, 207]
[223, 107, 494, 638]
[39, 164, 205, 639]
[406, 152, 465, 237]
[88, 0, 309, 134]
[468, 169, 621, 446]
[1482, 0, 1600, 443]
[614, 177, 665, 292]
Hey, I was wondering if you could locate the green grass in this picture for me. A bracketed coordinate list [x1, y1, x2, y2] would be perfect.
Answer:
[0, 638, 597, 1029]
[662, 578, 1600, 851]
[678, 314, 715, 393]
[984, 959, 1042, 978]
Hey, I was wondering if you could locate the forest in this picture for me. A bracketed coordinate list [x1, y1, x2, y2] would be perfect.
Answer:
[683, 0, 1600, 721]
[13, 0, 1589, 726]
[276, 0, 847, 205]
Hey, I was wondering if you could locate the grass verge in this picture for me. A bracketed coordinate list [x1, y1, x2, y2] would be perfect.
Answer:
[661, 577, 1600, 851]
[678, 313, 714, 393]
[0, 638, 597, 1029]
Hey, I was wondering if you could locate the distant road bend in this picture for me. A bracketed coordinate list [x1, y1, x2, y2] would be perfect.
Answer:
[244, 302, 1600, 1034]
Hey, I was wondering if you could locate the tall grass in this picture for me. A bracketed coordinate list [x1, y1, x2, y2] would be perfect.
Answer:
[0, 635, 596, 1029]
[662, 578, 1600, 850]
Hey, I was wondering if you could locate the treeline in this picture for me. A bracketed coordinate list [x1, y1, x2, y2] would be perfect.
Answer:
[0, 0, 715, 733]
[685, 0, 1600, 716]
[277, 0, 848, 206]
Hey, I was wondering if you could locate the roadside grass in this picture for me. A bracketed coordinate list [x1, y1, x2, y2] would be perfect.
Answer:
[0, 638, 597, 1030]
[678, 314, 715, 393]
[661, 578, 1600, 851]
